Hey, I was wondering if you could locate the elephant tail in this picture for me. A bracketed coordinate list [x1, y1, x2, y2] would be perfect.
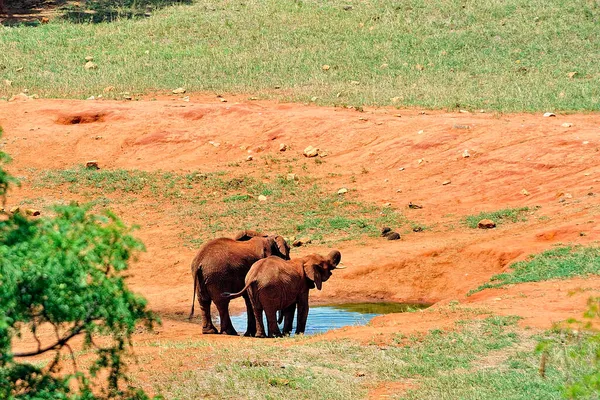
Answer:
[189, 266, 202, 320]
[221, 280, 252, 300]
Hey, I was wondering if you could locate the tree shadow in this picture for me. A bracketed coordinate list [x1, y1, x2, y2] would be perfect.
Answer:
[1, 0, 192, 25]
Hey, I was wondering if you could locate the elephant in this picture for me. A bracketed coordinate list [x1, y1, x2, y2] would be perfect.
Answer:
[222, 250, 342, 338]
[189, 231, 291, 336]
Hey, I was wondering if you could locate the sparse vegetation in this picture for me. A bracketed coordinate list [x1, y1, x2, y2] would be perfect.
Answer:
[463, 207, 531, 229]
[469, 246, 600, 295]
[30, 167, 409, 246]
[2, 0, 599, 111]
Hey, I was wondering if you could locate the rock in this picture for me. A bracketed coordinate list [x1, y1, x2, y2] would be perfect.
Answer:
[254, 145, 265, 153]
[380, 227, 391, 236]
[85, 56, 94, 61]
[442, 180, 451, 185]
[246, 155, 253, 161]
[322, 64, 330, 71]
[398, 167, 405, 171]
[319, 151, 328, 157]
[521, 189, 530, 196]
[408, 202, 423, 209]
[478, 219, 496, 229]
[86, 161, 100, 170]
[9, 206, 20, 215]
[343, 5, 352, 10]
[182, 96, 190, 102]
[567, 71, 578, 79]
[9, 93, 32, 102]
[25, 209, 40, 216]
[583, 141, 590, 145]
[286, 173, 298, 181]
[220, 98, 227, 102]
[279, 143, 288, 152]
[172, 87, 186, 94]
[258, 195, 267, 202]
[123, 94, 133, 100]
[337, 188, 348, 195]
[543, 112, 556, 117]
[413, 226, 423, 232]
[293, 238, 312, 247]
[383, 202, 392, 207]
[453, 124, 471, 129]
[459, 109, 469, 114]
[209, 141, 220, 147]
[84, 61, 98, 70]
[385, 232, 400, 240]
[303, 146, 319, 157]
[417, 158, 424, 164]
[418, 130, 424, 134]
[561, 122, 573, 127]
[103, 86, 115, 93]
[87, 96, 95, 100]
[311, 96, 318, 102]
[462, 149, 470, 158]
[350, 80, 360, 85]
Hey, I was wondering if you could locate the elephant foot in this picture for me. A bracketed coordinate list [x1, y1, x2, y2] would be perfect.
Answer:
[244, 330, 256, 337]
[202, 327, 219, 334]
[221, 328, 239, 336]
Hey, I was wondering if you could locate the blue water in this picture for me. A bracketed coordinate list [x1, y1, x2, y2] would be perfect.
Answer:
[222, 302, 430, 336]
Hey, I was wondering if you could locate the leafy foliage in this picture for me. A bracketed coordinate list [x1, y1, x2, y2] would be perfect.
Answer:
[468, 246, 600, 295]
[0, 131, 158, 399]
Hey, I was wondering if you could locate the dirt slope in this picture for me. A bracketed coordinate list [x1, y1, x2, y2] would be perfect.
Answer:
[1, 95, 599, 343]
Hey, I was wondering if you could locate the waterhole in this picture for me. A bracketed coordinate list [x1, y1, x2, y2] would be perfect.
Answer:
[226, 302, 431, 336]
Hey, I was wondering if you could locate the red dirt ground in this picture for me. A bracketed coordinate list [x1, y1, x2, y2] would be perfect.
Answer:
[2, 95, 599, 355]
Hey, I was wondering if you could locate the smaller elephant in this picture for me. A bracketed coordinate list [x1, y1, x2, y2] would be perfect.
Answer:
[222, 250, 343, 338]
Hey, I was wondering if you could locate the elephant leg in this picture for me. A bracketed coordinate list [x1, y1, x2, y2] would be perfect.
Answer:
[249, 289, 267, 338]
[295, 293, 309, 335]
[199, 299, 218, 334]
[282, 303, 296, 336]
[214, 299, 238, 336]
[265, 307, 282, 338]
[243, 293, 257, 337]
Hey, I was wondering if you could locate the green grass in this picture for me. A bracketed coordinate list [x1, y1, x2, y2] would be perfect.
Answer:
[30, 167, 408, 246]
[469, 246, 600, 295]
[463, 207, 531, 229]
[135, 315, 599, 399]
[1, 0, 600, 111]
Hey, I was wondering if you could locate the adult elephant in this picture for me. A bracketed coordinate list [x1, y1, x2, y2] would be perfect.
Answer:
[189, 231, 290, 336]
[222, 250, 342, 338]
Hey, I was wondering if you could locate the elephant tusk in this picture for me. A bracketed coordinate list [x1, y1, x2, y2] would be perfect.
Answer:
[335, 265, 347, 269]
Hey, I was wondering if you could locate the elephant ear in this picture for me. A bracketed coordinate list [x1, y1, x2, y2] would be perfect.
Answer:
[303, 263, 323, 290]
[327, 250, 342, 268]
[274, 236, 291, 260]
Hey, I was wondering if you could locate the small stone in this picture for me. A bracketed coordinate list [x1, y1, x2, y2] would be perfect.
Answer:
[209, 141, 220, 147]
[172, 87, 186, 94]
[182, 96, 190, 102]
[398, 167, 405, 171]
[561, 122, 573, 127]
[380, 227, 391, 236]
[246, 155, 253, 161]
[355, 371, 366, 377]
[383, 202, 392, 207]
[123, 94, 133, 100]
[412, 226, 423, 232]
[94, 136, 102, 140]
[255, 145, 265, 153]
[84, 61, 98, 70]
[240, 145, 249, 151]
[564, 193, 573, 199]
[103, 86, 115, 93]
[396, 189, 402, 193]
[350, 80, 360, 85]
[87, 96, 95, 100]
[459, 109, 469, 113]
[286, 173, 298, 181]
[478, 219, 496, 229]
[303, 146, 319, 158]
[85, 161, 100, 170]
[85, 56, 94, 61]
[293, 238, 312, 247]
[583, 141, 589, 145]
[453, 124, 471, 129]
[418, 158, 424, 164]
[9, 206, 20, 215]
[408, 202, 423, 209]
[415, 64, 424, 71]
[279, 143, 288, 152]
[25, 209, 40, 216]
[418, 130, 424, 134]
[258, 195, 267, 202]
[319, 151, 328, 157]
[543, 112, 556, 117]
[462, 149, 470, 158]
[385, 232, 401, 240]
[220, 98, 227, 102]
[311, 96, 318, 102]
[337, 188, 348, 195]
[442, 180, 451, 185]
[567, 71, 578, 79]
[343, 5, 352, 10]
[322, 64, 330, 71]
[521, 189, 530, 196]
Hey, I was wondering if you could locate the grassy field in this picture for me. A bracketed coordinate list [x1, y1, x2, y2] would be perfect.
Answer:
[136, 313, 596, 399]
[1, 0, 600, 111]
[470, 246, 600, 295]
[463, 207, 532, 229]
[27, 166, 409, 246]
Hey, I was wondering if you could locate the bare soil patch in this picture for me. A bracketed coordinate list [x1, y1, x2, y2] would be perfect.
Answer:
[2, 95, 600, 368]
